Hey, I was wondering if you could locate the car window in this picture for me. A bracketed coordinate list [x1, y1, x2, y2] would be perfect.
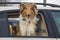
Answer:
[8, 12, 48, 37]
[51, 11, 60, 34]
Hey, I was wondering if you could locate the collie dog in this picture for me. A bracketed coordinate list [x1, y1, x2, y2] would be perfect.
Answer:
[19, 3, 39, 36]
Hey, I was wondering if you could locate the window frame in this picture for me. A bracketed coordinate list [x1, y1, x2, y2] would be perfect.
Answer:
[39, 10, 56, 38]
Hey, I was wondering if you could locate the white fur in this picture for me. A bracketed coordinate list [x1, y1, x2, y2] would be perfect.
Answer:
[19, 7, 39, 36]
[19, 15, 39, 36]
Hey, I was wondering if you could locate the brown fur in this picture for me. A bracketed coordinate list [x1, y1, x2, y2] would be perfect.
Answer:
[20, 3, 37, 19]
[16, 3, 37, 36]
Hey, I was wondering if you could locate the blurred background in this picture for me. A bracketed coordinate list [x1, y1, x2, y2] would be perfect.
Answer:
[0, 0, 60, 6]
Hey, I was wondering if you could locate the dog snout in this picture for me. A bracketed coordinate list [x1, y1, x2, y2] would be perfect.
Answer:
[27, 14, 31, 18]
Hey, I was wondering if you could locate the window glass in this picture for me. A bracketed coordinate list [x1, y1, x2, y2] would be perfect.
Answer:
[51, 11, 60, 33]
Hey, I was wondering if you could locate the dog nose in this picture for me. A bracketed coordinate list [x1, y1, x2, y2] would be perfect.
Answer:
[27, 15, 30, 18]
[23, 19, 26, 21]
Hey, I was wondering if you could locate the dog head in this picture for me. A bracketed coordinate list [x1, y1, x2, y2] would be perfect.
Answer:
[19, 3, 37, 20]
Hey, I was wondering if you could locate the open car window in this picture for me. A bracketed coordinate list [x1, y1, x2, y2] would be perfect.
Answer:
[7, 11, 48, 37]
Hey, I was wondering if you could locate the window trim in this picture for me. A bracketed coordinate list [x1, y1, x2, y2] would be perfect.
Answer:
[40, 10, 56, 38]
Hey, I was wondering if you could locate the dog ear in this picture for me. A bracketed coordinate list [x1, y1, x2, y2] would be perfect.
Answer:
[32, 3, 38, 14]
[32, 3, 37, 9]
[19, 3, 25, 13]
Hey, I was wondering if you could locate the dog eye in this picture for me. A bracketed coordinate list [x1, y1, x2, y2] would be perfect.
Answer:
[31, 8, 34, 11]
[24, 7, 27, 9]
